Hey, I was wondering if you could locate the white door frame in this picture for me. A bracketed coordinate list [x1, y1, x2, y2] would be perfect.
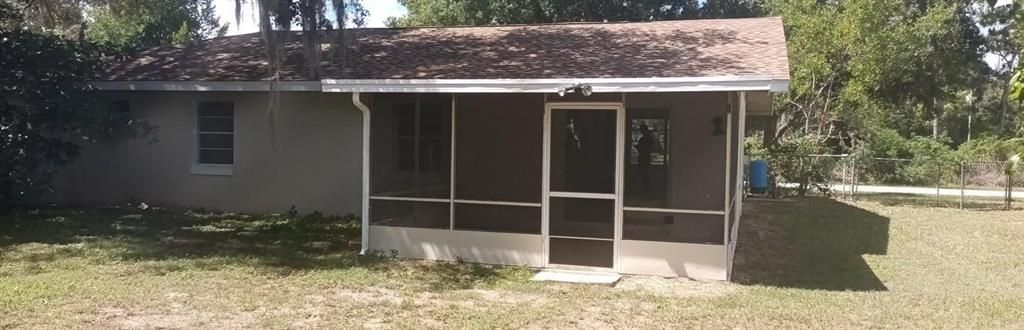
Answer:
[542, 101, 625, 272]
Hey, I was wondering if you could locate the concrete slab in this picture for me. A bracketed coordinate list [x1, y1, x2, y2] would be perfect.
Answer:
[531, 269, 621, 285]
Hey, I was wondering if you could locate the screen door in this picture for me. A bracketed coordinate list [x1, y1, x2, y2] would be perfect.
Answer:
[544, 103, 623, 269]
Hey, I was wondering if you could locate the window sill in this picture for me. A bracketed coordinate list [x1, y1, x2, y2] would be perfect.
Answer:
[191, 164, 233, 176]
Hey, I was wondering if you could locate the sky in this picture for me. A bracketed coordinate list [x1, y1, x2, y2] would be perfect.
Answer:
[213, 0, 408, 35]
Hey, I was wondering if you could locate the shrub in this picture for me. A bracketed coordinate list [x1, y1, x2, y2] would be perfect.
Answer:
[957, 136, 1024, 161]
[753, 135, 835, 196]
[859, 129, 957, 185]
[1, 4, 152, 204]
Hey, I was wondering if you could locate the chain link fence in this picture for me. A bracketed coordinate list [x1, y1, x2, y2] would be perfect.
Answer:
[745, 154, 1023, 210]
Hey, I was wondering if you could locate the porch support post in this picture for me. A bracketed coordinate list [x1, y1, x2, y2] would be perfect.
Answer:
[724, 95, 733, 247]
[728, 91, 746, 280]
[735, 92, 746, 232]
[352, 92, 371, 255]
[450, 95, 457, 230]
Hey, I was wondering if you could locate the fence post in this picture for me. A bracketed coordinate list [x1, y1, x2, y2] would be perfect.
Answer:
[959, 161, 965, 210]
[1003, 169, 1011, 210]
[852, 157, 858, 202]
[1007, 169, 1013, 210]
[936, 162, 942, 207]
[841, 155, 848, 200]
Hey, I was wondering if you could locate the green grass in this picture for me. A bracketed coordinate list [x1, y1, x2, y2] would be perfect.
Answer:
[2, 200, 1023, 328]
[852, 192, 1023, 210]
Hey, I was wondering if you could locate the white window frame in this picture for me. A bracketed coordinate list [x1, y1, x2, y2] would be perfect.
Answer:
[191, 101, 235, 176]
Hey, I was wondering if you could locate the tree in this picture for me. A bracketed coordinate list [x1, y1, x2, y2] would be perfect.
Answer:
[977, 0, 1022, 135]
[5, 0, 88, 37]
[230, 0, 367, 79]
[88, 0, 228, 52]
[0, 3, 151, 204]
[7, 0, 228, 52]
[765, 0, 985, 154]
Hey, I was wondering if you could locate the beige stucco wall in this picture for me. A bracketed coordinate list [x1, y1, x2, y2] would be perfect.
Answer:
[52, 91, 364, 215]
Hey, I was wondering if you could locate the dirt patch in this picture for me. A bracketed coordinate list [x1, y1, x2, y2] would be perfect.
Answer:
[319, 287, 403, 305]
[468, 289, 547, 305]
[98, 307, 258, 329]
[615, 276, 736, 298]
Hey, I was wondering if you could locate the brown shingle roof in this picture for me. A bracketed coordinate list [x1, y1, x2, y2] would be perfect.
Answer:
[100, 17, 789, 82]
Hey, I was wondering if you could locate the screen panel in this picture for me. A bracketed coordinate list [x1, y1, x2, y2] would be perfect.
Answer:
[549, 238, 613, 268]
[453, 203, 541, 234]
[549, 109, 617, 194]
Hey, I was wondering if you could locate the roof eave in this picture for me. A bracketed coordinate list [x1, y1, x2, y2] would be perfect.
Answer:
[323, 76, 791, 93]
[90, 81, 322, 92]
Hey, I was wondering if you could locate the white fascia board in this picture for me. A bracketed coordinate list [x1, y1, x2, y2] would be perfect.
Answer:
[322, 76, 791, 93]
[768, 80, 790, 93]
[90, 81, 322, 92]
[89, 76, 792, 93]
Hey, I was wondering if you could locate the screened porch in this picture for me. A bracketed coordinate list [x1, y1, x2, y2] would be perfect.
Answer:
[363, 91, 747, 280]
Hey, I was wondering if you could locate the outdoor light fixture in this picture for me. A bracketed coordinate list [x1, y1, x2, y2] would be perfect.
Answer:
[557, 83, 593, 97]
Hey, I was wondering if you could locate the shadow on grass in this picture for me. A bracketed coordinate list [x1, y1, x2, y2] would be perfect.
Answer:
[0, 205, 510, 289]
[732, 197, 890, 291]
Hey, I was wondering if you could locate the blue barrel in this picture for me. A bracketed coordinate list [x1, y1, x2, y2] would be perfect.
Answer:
[749, 160, 769, 194]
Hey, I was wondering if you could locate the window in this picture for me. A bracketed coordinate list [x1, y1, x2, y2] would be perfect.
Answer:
[195, 102, 234, 168]
[629, 118, 668, 166]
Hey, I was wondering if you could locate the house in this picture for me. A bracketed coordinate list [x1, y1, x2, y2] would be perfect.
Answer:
[56, 17, 790, 281]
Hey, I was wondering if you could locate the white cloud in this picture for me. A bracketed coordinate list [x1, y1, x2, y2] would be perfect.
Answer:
[212, 0, 407, 36]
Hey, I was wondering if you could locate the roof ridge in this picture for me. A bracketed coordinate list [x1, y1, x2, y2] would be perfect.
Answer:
[193, 16, 784, 42]
[354, 16, 782, 31]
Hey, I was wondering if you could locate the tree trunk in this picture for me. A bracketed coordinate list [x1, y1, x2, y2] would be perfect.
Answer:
[927, 97, 939, 139]
[1000, 76, 1011, 134]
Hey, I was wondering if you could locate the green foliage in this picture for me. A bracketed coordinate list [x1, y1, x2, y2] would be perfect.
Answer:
[768, 0, 985, 150]
[856, 128, 958, 185]
[4, 0, 87, 37]
[389, 0, 765, 27]
[0, 4, 151, 204]
[87, 0, 226, 53]
[957, 136, 1024, 161]
[1011, 69, 1024, 105]
[753, 135, 833, 196]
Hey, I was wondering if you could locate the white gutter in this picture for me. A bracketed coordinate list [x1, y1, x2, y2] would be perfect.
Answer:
[90, 76, 791, 93]
[351, 92, 371, 255]
[322, 76, 790, 93]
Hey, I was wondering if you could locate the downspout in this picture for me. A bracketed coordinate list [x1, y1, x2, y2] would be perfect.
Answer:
[352, 92, 370, 255]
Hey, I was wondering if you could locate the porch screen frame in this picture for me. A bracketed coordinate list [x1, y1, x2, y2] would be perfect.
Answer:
[368, 94, 545, 232]
[541, 100, 626, 271]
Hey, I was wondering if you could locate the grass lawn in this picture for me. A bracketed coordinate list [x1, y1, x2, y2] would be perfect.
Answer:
[2, 199, 1023, 328]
